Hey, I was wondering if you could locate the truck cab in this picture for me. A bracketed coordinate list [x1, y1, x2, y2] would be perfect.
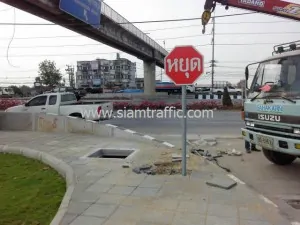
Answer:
[242, 41, 300, 165]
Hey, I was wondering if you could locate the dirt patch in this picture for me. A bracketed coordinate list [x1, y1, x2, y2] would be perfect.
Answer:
[135, 149, 203, 175]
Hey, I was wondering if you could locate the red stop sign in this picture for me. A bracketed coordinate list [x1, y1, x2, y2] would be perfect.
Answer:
[164, 46, 204, 85]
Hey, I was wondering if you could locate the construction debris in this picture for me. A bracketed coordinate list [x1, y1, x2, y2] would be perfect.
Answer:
[132, 164, 156, 175]
[206, 176, 237, 190]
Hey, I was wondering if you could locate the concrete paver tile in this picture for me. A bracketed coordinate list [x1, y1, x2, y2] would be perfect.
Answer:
[85, 169, 111, 177]
[60, 213, 78, 225]
[130, 187, 160, 197]
[138, 209, 175, 224]
[179, 193, 209, 202]
[172, 212, 205, 225]
[177, 200, 207, 214]
[83, 203, 117, 218]
[240, 220, 272, 225]
[85, 183, 114, 193]
[103, 219, 138, 225]
[206, 216, 238, 225]
[96, 193, 126, 204]
[208, 192, 237, 205]
[116, 176, 146, 186]
[69, 215, 106, 225]
[67, 201, 92, 215]
[147, 198, 179, 210]
[120, 196, 154, 206]
[71, 191, 102, 203]
[109, 205, 145, 221]
[207, 203, 238, 218]
[108, 185, 136, 195]
[139, 176, 166, 188]
[95, 176, 121, 185]
[238, 206, 268, 221]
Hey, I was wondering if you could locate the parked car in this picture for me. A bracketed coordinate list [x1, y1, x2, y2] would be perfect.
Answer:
[5, 92, 113, 120]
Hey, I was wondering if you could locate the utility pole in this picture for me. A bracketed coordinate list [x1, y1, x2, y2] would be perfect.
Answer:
[211, 16, 215, 95]
[66, 65, 75, 88]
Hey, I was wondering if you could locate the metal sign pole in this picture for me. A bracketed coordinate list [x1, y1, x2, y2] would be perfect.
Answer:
[181, 85, 187, 176]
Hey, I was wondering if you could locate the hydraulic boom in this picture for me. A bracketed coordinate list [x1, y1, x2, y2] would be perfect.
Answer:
[202, 0, 300, 33]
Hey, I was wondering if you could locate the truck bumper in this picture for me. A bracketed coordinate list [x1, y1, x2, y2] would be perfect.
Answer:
[241, 128, 300, 156]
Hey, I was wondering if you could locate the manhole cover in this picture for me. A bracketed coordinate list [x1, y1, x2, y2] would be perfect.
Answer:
[87, 149, 135, 159]
[286, 200, 300, 209]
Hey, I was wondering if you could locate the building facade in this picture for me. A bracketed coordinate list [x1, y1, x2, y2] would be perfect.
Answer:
[76, 53, 137, 89]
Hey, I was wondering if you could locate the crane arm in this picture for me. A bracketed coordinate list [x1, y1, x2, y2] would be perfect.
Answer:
[202, 0, 300, 33]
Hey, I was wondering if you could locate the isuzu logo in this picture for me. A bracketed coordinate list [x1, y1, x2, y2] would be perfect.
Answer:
[258, 114, 281, 122]
[239, 0, 265, 7]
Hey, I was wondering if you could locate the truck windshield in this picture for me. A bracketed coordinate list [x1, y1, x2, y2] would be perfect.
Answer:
[249, 55, 300, 99]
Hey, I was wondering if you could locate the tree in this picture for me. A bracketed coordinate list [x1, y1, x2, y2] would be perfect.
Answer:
[237, 79, 246, 88]
[222, 87, 233, 107]
[38, 60, 62, 87]
[9, 85, 22, 96]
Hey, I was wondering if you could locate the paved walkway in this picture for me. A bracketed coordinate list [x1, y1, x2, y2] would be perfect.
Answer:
[0, 131, 291, 225]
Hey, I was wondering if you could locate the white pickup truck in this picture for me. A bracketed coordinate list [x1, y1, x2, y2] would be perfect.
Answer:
[213, 86, 242, 95]
[5, 92, 113, 120]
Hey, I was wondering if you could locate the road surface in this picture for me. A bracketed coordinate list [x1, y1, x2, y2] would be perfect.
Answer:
[103, 110, 244, 137]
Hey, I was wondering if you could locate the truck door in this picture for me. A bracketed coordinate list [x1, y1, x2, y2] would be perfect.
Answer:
[24, 95, 48, 113]
[45, 95, 59, 114]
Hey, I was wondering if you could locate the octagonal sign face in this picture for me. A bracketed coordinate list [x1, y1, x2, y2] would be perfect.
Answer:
[164, 45, 204, 85]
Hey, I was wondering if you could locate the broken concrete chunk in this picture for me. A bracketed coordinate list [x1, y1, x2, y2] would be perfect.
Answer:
[132, 167, 141, 174]
[172, 153, 189, 159]
[172, 158, 182, 162]
[122, 163, 130, 168]
[139, 164, 152, 170]
[154, 161, 170, 166]
[206, 177, 237, 190]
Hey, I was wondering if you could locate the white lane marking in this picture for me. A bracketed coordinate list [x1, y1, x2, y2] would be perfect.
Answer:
[143, 135, 155, 140]
[124, 129, 136, 134]
[259, 194, 278, 208]
[227, 174, 245, 185]
[162, 142, 175, 148]
[105, 124, 118, 128]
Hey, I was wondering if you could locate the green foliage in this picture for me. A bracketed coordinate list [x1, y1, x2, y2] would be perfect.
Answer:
[0, 153, 65, 225]
[222, 86, 233, 106]
[38, 60, 62, 87]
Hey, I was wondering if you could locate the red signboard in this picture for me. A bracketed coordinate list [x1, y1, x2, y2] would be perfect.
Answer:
[164, 46, 204, 85]
[228, 0, 300, 20]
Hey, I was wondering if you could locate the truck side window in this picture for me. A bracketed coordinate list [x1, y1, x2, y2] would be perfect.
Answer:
[49, 95, 57, 105]
[27, 96, 47, 106]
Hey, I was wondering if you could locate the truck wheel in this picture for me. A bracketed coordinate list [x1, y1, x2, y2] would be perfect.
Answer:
[69, 113, 83, 118]
[262, 148, 296, 165]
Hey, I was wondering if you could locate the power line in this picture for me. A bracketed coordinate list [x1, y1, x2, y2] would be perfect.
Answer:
[0, 12, 256, 27]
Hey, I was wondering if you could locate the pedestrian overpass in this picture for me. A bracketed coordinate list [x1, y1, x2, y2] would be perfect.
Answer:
[0, 0, 168, 95]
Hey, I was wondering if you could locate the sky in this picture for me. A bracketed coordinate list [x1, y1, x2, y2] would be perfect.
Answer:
[0, 0, 300, 87]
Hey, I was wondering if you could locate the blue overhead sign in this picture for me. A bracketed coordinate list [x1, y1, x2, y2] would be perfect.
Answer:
[59, 0, 101, 29]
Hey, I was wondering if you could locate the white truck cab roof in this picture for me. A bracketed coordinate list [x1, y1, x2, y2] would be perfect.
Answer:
[261, 49, 300, 63]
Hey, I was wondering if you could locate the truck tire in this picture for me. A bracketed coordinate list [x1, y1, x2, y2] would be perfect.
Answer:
[262, 148, 296, 165]
[69, 113, 83, 119]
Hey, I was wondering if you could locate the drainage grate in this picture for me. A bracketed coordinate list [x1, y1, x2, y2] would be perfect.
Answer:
[286, 200, 300, 209]
[87, 149, 135, 159]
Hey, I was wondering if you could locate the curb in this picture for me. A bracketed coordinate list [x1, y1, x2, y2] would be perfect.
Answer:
[0, 145, 76, 225]
[104, 124, 176, 148]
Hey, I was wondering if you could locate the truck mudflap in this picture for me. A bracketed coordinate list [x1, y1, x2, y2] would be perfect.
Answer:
[241, 128, 300, 156]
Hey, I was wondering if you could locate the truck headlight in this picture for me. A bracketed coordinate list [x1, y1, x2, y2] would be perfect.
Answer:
[294, 128, 300, 134]
[246, 121, 254, 127]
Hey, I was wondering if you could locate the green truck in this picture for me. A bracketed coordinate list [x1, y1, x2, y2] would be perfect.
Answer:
[242, 40, 300, 165]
